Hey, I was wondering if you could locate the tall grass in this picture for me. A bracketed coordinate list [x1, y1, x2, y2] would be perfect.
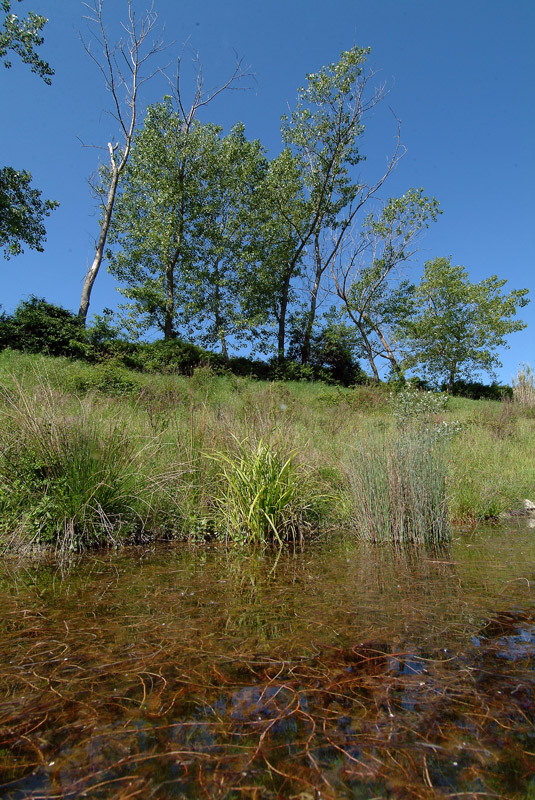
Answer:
[345, 428, 450, 544]
[210, 438, 312, 545]
[512, 363, 535, 407]
[0, 376, 157, 552]
[0, 350, 533, 551]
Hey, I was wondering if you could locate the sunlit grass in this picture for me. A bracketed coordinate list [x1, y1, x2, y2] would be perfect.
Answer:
[345, 428, 450, 544]
[0, 349, 533, 550]
[210, 438, 312, 545]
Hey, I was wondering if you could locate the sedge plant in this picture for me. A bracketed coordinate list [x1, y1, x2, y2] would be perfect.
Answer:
[209, 438, 312, 545]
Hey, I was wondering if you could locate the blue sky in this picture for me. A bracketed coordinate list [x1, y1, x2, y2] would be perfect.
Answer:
[1, 0, 533, 382]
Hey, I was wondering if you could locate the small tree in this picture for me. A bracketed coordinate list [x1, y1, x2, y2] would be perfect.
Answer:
[398, 257, 529, 389]
[273, 46, 403, 364]
[333, 189, 440, 379]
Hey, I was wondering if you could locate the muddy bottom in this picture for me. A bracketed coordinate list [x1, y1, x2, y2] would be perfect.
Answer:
[0, 526, 534, 798]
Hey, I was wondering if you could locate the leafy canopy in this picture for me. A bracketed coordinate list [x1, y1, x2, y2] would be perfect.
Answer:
[0, 0, 54, 82]
[398, 257, 529, 387]
[0, 166, 58, 258]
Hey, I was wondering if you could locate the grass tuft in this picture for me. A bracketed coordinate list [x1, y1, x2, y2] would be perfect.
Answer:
[345, 428, 450, 544]
[0, 374, 155, 552]
[210, 438, 311, 545]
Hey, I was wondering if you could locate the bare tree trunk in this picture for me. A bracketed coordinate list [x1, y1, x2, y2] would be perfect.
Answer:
[78, 0, 164, 325]
[79, 146, 119, 323]
[301, 231, 322, 364]
[355, 320, 380, 381]
[277, 268, 292, 364]
[164, 261, 175, 339]
[365, 315, 403, 379]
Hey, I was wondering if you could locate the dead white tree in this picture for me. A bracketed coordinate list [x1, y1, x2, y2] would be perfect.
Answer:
[78, 0, 166, 324]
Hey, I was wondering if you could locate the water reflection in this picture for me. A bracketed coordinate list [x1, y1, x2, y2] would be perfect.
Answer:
[0, 529, 534, 798]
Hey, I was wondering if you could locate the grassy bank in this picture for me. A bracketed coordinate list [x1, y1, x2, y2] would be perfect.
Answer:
[0, 349, 534, 553]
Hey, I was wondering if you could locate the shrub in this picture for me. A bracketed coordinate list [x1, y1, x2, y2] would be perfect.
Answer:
[390, 385, 449, 425]
[443, 379, 513, 401]
[66, 362, 140, 396]
[136, 339, 224, 375]
[0, 297, 88, 358]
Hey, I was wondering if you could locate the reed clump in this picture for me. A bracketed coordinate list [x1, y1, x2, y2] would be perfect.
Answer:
[512, 363, 535, 407]
[345, 427, 450, 544]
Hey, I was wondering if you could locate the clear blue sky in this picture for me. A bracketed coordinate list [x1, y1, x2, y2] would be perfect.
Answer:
[2, 0, 534, 382]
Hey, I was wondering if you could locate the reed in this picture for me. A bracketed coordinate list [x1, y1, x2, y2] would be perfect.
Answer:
[512, 363, 535, 407]
[345, 428, 450, 544]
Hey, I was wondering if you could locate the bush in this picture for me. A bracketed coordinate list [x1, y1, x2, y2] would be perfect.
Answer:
[66, 362, 140, 396]
[0, 297, 88, 358]
[443, 379, 513, 401]
[136, 338, 224, 375]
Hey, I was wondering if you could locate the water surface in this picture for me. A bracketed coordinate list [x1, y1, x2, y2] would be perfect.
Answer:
[1, 526, 534, 798]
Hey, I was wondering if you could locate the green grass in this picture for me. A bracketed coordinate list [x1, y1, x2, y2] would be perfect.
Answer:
[344, 428, 450, 544]
[209, 437, 316, 545]
[0, 349, 533, 551]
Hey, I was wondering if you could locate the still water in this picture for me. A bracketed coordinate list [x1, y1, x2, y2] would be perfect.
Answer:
[0, 526, 534, 799]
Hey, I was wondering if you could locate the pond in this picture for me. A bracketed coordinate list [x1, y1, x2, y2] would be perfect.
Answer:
[0, 525, 534, 799]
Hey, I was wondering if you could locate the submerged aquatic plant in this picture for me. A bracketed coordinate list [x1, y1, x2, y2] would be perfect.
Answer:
[210, 438, 310, 545]
[346, 428, 450, 544]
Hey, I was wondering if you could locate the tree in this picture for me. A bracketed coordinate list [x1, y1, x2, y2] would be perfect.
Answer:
[277, 46, 403, 364]
[78, 1, 249, 325]
[183, 122, 270, 356]
[106, 102, 261, 344]
[78, 0, 166, 324]
[398, 257, 530, 389]
[0, 0, 54, 82]
[0, 166, 58, 257]
[333, 189, 440, 379]
[106, 99, 221, 339]
[1, 1, 57, 258]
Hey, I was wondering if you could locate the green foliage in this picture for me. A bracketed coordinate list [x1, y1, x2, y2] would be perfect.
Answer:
[210, 439, 311, 545]
[137, 338, 223, 375]
[398, 257, 529, 388]
[338, 189, 441, 379]
[0, 378, 154, 550]
[0, 4, 56, 259]
[107, 100, 271, 347]
[346, 428, 451, 544]
[281, 45, 370, 214]
[0, 166, 58, 258]
[0, 296, 88, 357]
[66, 361, 140, 396]
[288, 309, 365, 385]
[446, 379, 513, 401]
[0, 0, 54, 82]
